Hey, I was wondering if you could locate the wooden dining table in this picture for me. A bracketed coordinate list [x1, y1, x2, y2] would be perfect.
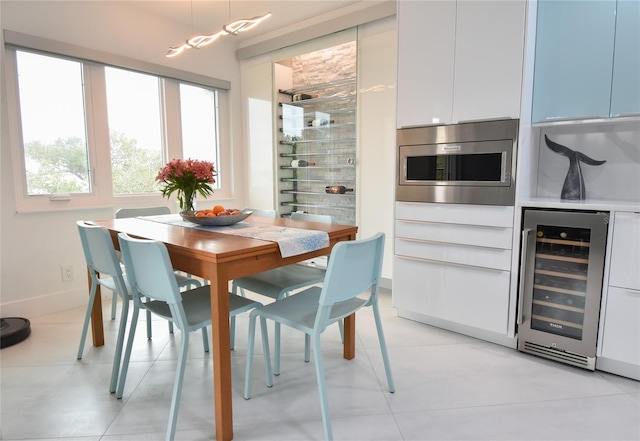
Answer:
[88, 214, 358, 441]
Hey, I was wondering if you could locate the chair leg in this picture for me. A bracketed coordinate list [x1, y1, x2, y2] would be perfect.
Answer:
[166, 331, 189, 441]
[244, 311, 257, 399]
[201, 326, 209, 353]
[116, 305, 140, 399]
[110, 294, 129, 393]
[110, 289, 118, 320]
[312, 332, 334, 441]
[260, 316, 273, 388]
[77, 281, 98, 360]
[244, 312, 272, 400]
[146, 310, 153, 339]
[304, 334, 311, 362]
[274, 322, 282, 375]
[230, 316, 236, 350]
[372, 301, 395, 393]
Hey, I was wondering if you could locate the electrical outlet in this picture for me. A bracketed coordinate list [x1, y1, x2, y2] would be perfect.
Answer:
[61, 264, 74, 282]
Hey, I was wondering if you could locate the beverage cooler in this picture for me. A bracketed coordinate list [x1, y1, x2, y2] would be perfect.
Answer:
[518, 209, 609, 370]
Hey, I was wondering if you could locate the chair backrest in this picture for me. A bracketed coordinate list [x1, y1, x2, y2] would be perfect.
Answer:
[77, 221, 124, 279]
[117, 233, 182, 306]
[290, 212, 335, 224]
[245, 208, 278, 218]
[115, 206, 171, 219]
[318, 232, 385, 310]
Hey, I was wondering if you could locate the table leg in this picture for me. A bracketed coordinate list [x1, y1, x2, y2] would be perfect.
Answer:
[209, 265, 233, 441]
[343, 313, 355, 360]
[89, 268, 105, 347]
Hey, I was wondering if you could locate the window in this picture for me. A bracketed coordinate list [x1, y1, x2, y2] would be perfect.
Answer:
[179, 83, 221, 189]
[16, 51, 91, 196]
[105, 67, 163, 195]
[6, 44, 227, 212]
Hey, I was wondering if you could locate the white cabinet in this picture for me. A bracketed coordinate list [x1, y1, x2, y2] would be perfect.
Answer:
[396, 0, 526, 128]
[396, 0, 455, 127]
[598, 211, 640, 380]
[452, 0, 526, 123]
[393, 202, 515, 341]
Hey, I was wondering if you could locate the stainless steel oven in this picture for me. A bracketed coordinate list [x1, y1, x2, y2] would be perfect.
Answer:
[396, 119, 519, 206]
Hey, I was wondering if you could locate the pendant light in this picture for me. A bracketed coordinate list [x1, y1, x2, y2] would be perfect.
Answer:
[167, 1, 271, 58]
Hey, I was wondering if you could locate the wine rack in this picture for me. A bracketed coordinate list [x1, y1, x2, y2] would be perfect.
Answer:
[277, 77, 357, 225]
[532, 225, 591, 340]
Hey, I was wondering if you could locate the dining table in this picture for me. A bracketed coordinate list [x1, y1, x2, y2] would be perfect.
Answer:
[88, 213, 358, 441]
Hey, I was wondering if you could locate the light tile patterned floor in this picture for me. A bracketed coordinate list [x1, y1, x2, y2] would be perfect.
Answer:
[1, 289, 639, 440]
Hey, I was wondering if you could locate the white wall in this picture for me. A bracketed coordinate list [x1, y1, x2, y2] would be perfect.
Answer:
[0, 1, 245, 317]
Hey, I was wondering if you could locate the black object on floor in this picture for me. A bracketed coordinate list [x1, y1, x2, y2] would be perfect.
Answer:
[0, 317, 31, 348]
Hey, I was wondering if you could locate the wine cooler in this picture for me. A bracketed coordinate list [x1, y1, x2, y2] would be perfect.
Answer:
[518, 209, 609, 370]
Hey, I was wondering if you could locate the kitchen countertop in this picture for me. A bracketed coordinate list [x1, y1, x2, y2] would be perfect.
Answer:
[518, 197, 640, 212]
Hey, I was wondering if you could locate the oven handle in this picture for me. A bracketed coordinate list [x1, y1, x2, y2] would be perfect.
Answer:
[518, 228, 532, 325]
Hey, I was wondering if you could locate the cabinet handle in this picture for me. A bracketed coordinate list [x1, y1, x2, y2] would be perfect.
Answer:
[518, 228, 532, 325]
[456, 117, 512, 124]
[395, 254, 509, 273]
[543, 115, 603, 121]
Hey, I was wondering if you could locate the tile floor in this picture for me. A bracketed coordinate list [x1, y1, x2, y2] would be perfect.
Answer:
[1, 288, 639, 440]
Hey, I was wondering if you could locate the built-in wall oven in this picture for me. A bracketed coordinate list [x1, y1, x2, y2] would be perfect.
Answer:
[396, 119, 519, 206]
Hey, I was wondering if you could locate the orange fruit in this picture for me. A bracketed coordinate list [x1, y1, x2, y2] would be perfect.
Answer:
[206, 212, 217, 217]
[195, 211, 205, 217]
[213, 205, 225, 214]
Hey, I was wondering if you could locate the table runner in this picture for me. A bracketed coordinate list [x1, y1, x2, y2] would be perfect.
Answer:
[140, 214, 329, 258]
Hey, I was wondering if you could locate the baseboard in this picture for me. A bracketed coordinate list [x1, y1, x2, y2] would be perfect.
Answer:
[397, 309, 518, 349]
[596, 356, 640, 381]
[0, 287, 88, 319]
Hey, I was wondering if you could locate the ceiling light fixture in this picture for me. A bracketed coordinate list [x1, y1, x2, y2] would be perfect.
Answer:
[167, 11, 271, 58]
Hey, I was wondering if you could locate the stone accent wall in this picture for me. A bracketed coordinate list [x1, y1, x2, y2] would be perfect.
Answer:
[291, 41, 357, 88]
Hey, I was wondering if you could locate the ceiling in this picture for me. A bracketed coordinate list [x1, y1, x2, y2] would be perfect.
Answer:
[123, 0, 365, 43]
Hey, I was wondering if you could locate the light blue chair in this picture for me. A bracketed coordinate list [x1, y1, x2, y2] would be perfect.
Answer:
[116, 232, 261, 441]
[76, 221, 131, 394]
[76, 220, 208, 395]
[243, 232, 394, 441]
[231, 212, 336, 375]
[114, 206, 202, 340]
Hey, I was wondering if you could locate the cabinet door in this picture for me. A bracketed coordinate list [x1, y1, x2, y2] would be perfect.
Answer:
[396, 0, 455, 127]
[610, 0, 640, 117]
[453, 0, 526, 123]
[608, 212, 640, 291]
[600, 287, 640, 367]
[532, 0, 616, 122]
[393, 256, 511, 334]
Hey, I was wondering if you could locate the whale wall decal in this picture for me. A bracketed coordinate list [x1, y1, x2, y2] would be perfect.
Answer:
[544, 135, 606, 201]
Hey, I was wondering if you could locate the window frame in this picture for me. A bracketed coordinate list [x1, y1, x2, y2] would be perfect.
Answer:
[4, 32, 231, 213]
